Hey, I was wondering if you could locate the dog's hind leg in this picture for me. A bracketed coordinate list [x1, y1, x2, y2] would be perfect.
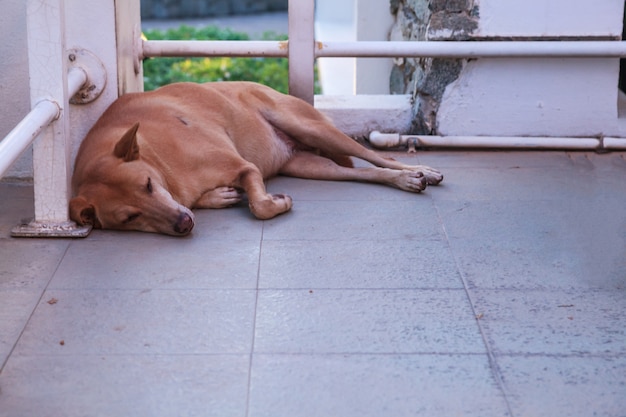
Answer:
[280, 151, 428, 192]
[264, 100, 443, 185]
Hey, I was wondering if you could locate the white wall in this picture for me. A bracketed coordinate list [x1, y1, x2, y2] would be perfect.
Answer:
[437, 0, 626, 137]
[438, 58, 620, 137]
[477, 0, 623, 38]
[0, 0, 32, 178]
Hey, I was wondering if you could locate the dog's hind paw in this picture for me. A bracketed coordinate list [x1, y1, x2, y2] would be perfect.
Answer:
[397, 170, 428, 192]
[422, 168, 443, 185]
[406, 165, 443, 186]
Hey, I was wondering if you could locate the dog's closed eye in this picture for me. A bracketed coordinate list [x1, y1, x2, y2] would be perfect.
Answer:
[123, 213, 142, 224]
[146, 177, 153, 194]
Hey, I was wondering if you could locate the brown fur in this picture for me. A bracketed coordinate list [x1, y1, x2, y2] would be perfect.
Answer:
[70, 82, 443, 235]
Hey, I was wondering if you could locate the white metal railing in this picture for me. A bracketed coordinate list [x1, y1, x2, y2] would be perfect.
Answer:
[0, 100, 60, 178]
[0, 67, 86, 178]
[142, 40, 626, 59]
[142, 38, 626, 104]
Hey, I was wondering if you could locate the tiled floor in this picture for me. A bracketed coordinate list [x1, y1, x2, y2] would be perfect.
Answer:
[1, 151, 625, 417]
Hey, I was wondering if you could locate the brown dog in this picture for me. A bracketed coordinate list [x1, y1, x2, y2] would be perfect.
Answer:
[70, 82, 443, 235]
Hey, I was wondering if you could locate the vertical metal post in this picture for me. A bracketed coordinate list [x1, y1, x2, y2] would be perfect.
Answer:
[13, 0, 90, 237]
[288, 0, 315, 104]
[115, 0, 144, 94]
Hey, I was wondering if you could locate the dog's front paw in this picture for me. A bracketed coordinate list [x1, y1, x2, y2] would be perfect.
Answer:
[197, 186, 243, 208]
[249, 193, 293, 220]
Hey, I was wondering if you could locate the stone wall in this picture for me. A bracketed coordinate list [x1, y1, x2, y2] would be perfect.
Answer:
[389, 0, 478, 134]
[141, 0, 288, 20]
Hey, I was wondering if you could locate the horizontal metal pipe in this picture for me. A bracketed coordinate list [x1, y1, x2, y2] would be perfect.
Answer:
[0, 67, 87, 178]
[67, 66, 88, 97]
[315, 41, 626, 58]
[369, 131, 602, 150]
[603, 137, 626, 150]
[142, 40, 626, 59]
[142, 40, 289, 58]
[0, 99, 60, 178]
[416, 136, 601, 150]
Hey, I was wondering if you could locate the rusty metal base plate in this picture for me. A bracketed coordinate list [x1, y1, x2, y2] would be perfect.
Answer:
[11, 218, 92, 238]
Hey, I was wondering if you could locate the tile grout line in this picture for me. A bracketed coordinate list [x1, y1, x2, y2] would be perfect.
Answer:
[0, 240, 73, 373]
[245, 220, 265, 417]
[430, 195, 515, 417]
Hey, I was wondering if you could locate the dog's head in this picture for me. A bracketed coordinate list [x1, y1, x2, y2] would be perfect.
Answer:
[70, 123, 195, 236]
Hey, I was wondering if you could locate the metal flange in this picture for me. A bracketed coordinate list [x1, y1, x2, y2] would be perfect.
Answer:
[11, 218, 92, 238]
[67, 48, 107, 105]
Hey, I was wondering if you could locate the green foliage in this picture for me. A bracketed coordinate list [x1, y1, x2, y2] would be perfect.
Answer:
[142, 25, 319, 93]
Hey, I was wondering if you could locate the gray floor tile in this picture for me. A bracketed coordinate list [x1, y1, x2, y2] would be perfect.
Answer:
[438, 198, 626, 242]
[249, 353, 510, 417]
[0, 239, 69, 289]
[439, 199, 626, 290]
[262, 200, 444, 241]
[472, 289, 626, 355]
[449, 238, 626, 291]
[0, 290, 42, 367]
[15, 289, 256, 355]
[50, 237, 261, 290]
[259, 239, 462, 289]
[415, 150, 575, 169]
[266, 175, 424, 202]
[429, 167, 602, 202]
[188, 204, 264, 240]
[0, 183, 33, 239]
[497, 355, 626, 417]
[254, 289, 485, 354]
[0, 353, 250, 417]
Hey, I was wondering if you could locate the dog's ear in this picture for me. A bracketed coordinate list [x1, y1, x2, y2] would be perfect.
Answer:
[69, 196, 101, 228]
[114, 122, 141, 162]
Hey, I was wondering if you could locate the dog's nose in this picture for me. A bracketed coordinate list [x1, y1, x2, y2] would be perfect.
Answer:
[174, 212, 194, 235]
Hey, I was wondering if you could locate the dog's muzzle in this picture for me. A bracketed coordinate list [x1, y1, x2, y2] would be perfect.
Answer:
[174, 212, 194, 235]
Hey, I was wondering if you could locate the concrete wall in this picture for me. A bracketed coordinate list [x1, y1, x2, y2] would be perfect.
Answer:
[390, 0, 626, 137]
[141, 0, 287, 19]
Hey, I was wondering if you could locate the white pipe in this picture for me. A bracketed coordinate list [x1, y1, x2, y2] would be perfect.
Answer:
[142, 40, 289, 58]
[369, 131, 602, 150]
[604, 137, 626, 150]
[0, 99, 60, 177]
[0, 67, 87, 178]
[67, 66, 88, 97]
[315, 41, 626, 58]
[142, 40, 626, 59]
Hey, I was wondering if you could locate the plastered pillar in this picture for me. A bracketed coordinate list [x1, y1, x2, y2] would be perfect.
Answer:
[28, 0, 73, 224]
[13, 0, 90, 237]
